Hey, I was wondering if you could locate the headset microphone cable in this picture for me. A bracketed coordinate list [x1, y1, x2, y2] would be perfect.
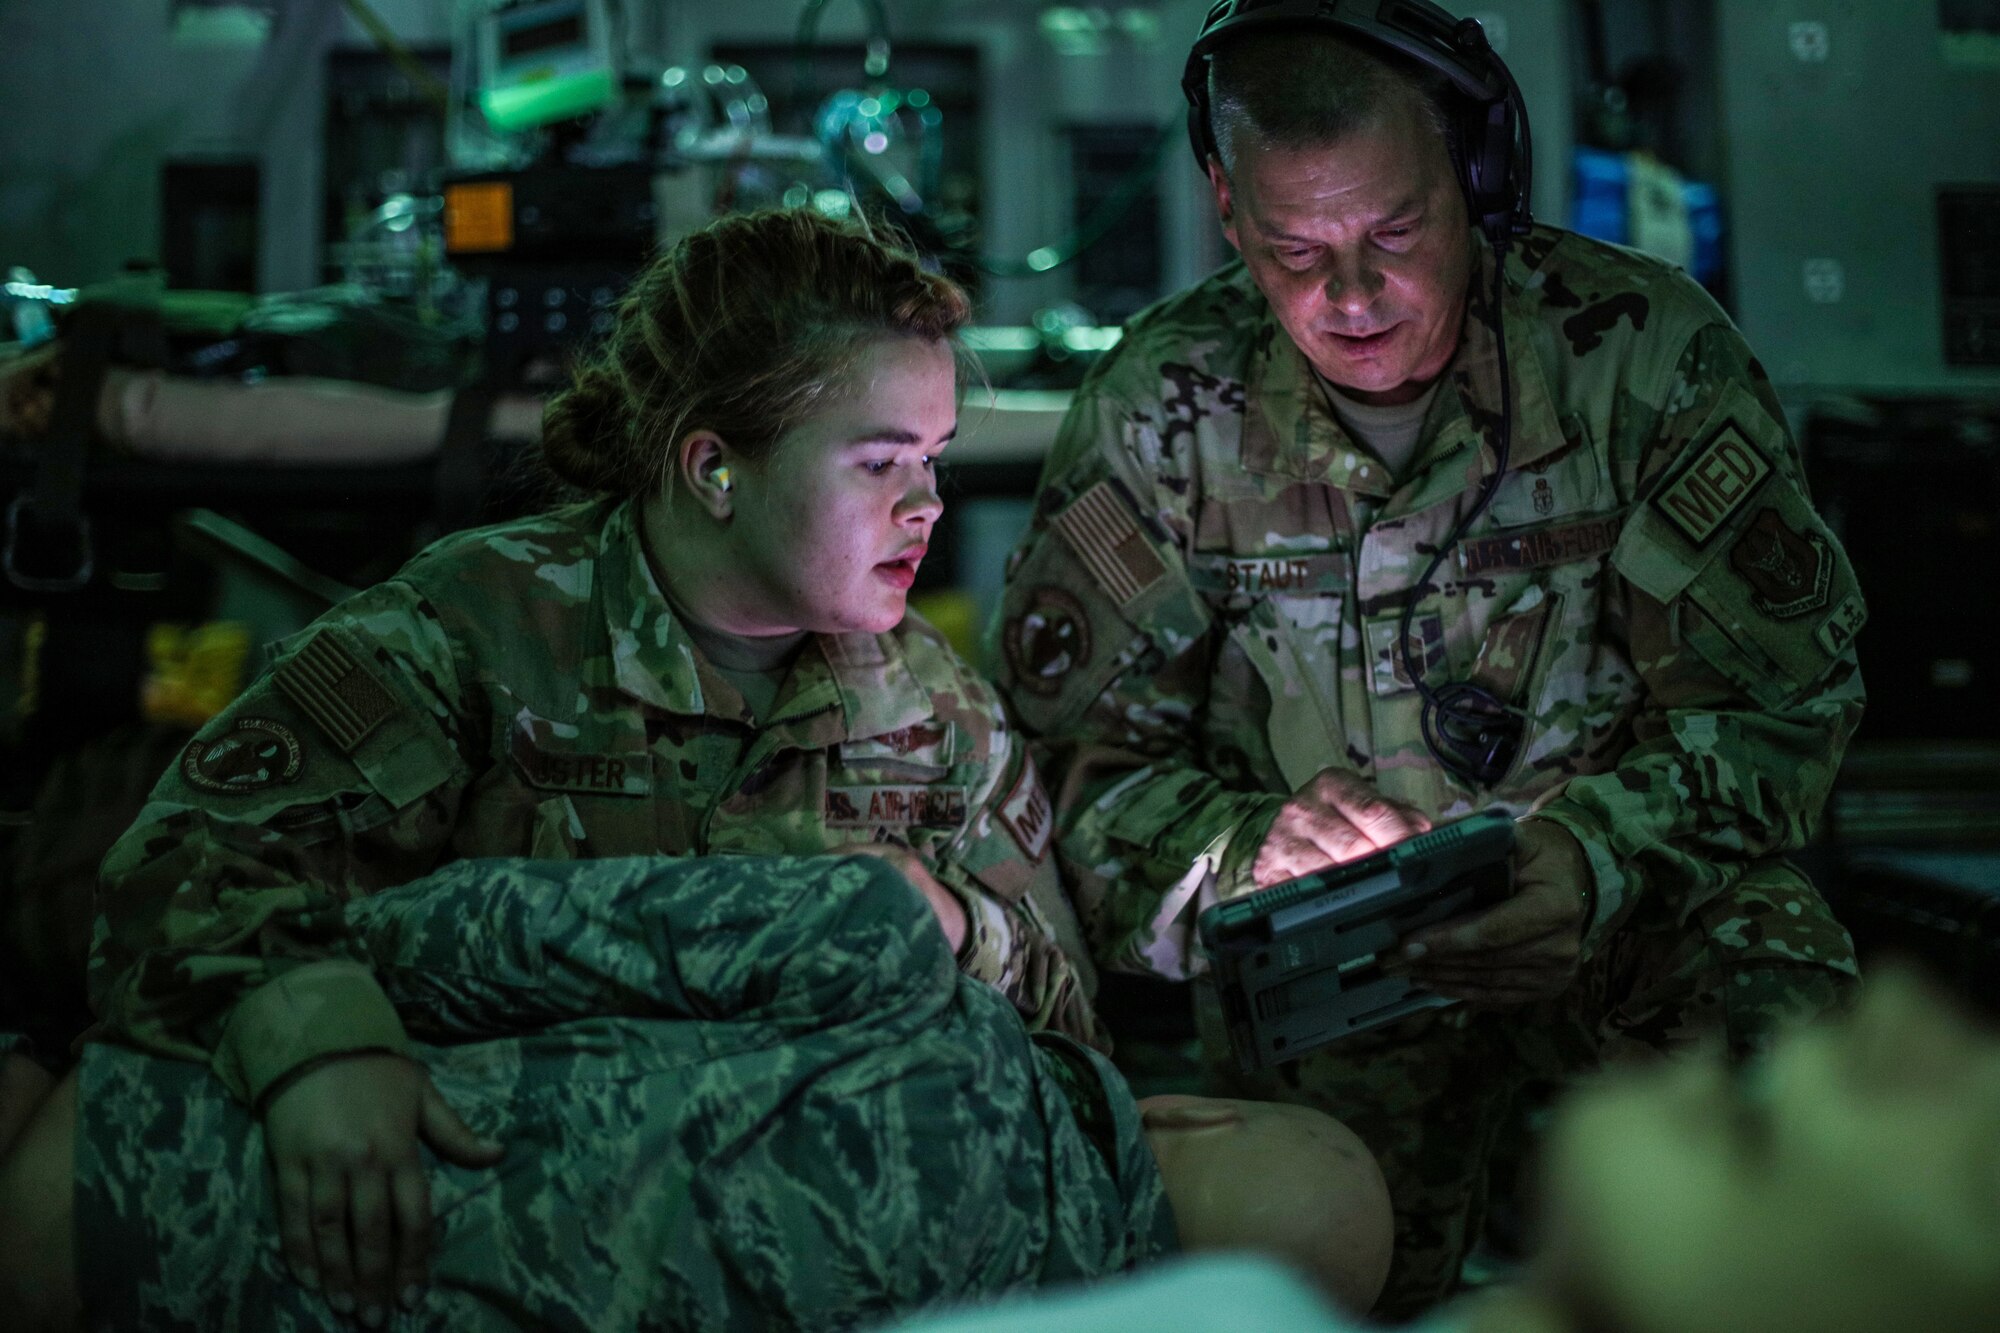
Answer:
[1397, 236, 1526, 788]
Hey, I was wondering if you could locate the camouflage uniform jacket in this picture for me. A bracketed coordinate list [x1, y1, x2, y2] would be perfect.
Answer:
[77, 856, 1175, 1330]
[94, 496, 1099, 1108]
[992, 226, 1866, 978]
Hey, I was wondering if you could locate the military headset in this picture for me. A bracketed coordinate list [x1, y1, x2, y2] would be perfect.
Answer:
[1181, 0, 1537, 788]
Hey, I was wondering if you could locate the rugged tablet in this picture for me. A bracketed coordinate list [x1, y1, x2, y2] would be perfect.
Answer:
[1198, 810, 1517, 1071]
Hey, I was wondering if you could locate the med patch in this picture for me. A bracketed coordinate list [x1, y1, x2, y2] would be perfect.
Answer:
[1652, 418, 1772, 547]
[997, 752, 1054, 864]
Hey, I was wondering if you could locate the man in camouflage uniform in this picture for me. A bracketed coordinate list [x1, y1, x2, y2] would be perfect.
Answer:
[992, 23, 1863, 1317]
[65, 854, 1173, 1330]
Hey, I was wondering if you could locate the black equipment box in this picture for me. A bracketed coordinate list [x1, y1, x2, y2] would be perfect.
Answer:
[1199, 810, 1516, 1071]
[442, 165, 656, 387]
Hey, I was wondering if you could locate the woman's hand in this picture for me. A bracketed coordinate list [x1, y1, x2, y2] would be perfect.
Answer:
[832, 842, 970, 953]
[262, 1052, 503, 1326]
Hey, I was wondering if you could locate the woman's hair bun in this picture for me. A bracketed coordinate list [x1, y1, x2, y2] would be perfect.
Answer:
[539, 366, 633, 493]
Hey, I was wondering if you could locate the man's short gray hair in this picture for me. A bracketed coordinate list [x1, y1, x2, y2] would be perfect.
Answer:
[1208, 28, 1455, 177]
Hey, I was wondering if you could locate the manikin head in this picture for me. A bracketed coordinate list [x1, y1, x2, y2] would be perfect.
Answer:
[1473, 968, 2000, 1333]
[538, 208, 970, 637]
[1204, 29, 1475, 406]
[1139, 1094, 1392, 1314]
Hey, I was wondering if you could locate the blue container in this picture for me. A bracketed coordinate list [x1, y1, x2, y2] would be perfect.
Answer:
[1570, 146, 1630, 247]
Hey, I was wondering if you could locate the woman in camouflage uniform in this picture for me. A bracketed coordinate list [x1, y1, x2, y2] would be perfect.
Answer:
[86, 210, 1099, 1328]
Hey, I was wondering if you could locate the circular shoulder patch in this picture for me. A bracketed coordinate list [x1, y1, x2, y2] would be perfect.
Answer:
[1004, 587, 1092, 696]
[182, 718, 304, 794]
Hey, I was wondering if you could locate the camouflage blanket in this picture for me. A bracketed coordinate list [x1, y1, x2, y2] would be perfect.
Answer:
[76, 855, 1174, 1331]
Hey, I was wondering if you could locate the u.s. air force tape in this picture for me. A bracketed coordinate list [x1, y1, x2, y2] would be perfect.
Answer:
[1459, 513, 1622, 578]
[824, 785, 968, 830]
[1052, 480, 1166, 606]
[273, 632, 398, 754]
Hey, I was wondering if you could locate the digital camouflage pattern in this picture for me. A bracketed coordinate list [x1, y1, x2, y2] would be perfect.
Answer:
[992, 227, 1863, 1315]
[93, 495, 1100, 1110]
[75, 854, 1176, 1331]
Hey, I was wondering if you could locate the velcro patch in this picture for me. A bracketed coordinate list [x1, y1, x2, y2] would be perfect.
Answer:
[1460, 514, 1622, 578]
[182, 718, 303, 794]
[1188, 552, 1350, 598]
[1816, 593, 1866, 656]
[517, 747, 650, 796]
[1365, 612, 1447, 696]
[274, 633, 397, 754]
[1004, 586, 1092, 696]
[825, 784, 968, 830]
[841, 721, 955, 768]
[1652, 420, 1772, 546]
[997, 753, 1053, 864]
[1729, 507, 1831, 619]
[1052, 481, 1166, 606]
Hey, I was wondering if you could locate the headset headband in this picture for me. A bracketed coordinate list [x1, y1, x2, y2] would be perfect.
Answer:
[1182, 0, 1532, 245]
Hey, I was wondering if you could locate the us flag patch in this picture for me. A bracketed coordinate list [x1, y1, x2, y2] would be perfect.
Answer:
[273, 633, 397, 754]
[1052, 481, 1166, 606]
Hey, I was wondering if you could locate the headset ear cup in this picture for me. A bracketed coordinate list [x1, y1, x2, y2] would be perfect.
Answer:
[1442, 114, 1468, 199]
[1183, 35, 1220, 171]
[1460, 96, 1517, 241]
[1188, 96, 1213, 172]
[1451, 102, 1483, 223]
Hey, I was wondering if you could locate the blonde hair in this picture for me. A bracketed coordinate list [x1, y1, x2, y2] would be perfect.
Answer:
[539, 208, 971, 496]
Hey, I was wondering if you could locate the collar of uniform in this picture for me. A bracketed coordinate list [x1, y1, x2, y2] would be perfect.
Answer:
[1393, 236, 1568, 518]
[811, 630, 936, 739]
[1242, 309, 1398, 496]
[598, 497, 709, 715]
[1239, 234, 1566, 506]
[601, 498, 935, 737]
[681, 630, 930, 757]
[721, 630, 933, 753]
